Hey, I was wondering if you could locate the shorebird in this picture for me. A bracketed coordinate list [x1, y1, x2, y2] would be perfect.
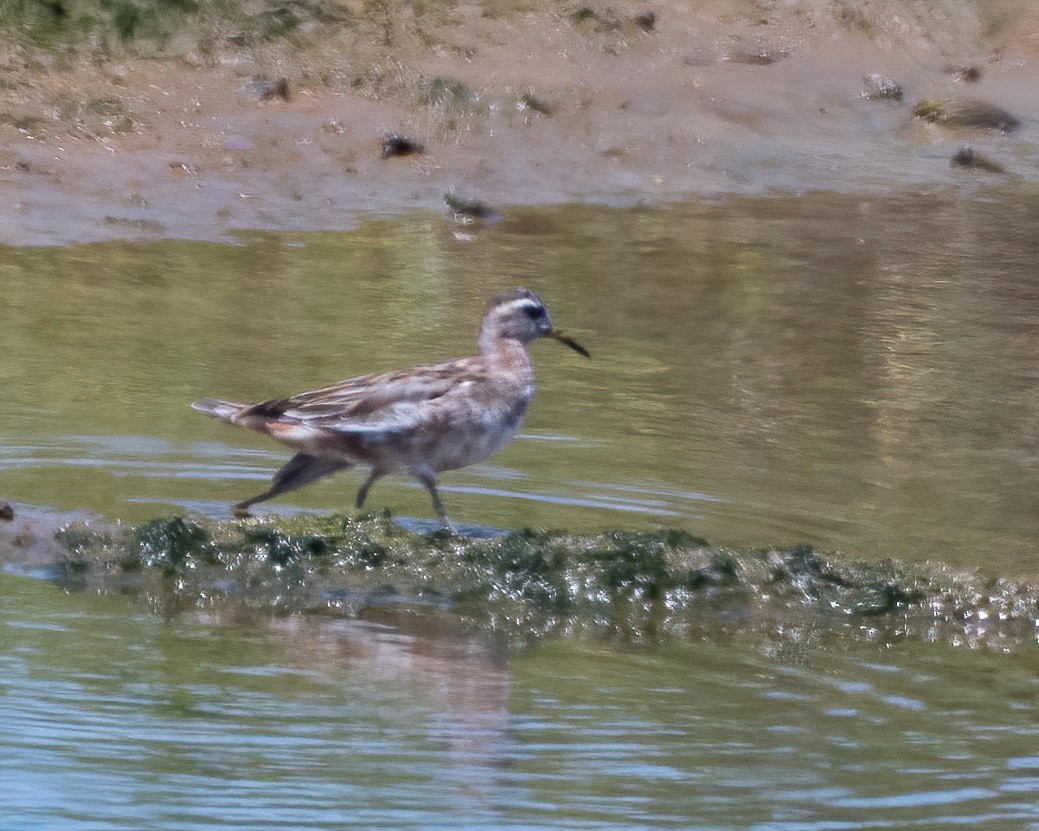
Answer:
[191, 288, 589, 530]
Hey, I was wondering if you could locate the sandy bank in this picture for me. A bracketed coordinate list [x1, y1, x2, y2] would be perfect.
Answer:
[1, 0, 1038, 246]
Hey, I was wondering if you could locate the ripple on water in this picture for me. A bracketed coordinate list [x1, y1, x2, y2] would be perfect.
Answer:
[4, 572, 1039, 829]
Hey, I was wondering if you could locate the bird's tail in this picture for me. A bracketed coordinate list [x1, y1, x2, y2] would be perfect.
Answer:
[190, 398, 246, 423]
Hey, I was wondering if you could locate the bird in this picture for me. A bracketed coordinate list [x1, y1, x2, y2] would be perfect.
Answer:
[191, 288, 589, 531]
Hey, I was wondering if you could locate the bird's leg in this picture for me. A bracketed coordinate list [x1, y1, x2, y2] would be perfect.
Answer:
[234, 453, 352, 516]
[415, 470, 456, 534]
[235, 488, 276, 517]
[355, 470, 382, 511]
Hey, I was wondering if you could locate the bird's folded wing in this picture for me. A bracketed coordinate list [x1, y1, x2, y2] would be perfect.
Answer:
[239, 359, 485, 430]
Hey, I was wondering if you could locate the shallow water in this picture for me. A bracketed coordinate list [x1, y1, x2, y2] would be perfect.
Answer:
[2, 571, 1038, 830]
[3, 190, 1039, 829]
[2, 189, 1037, 571]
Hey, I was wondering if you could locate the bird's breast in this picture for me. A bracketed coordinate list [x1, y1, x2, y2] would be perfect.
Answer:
[420, 385, 533, 472]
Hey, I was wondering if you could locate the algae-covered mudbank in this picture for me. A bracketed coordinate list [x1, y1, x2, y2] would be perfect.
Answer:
[50, 513, 1039, 650]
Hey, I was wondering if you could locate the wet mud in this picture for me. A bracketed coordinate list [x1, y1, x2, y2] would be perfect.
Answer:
[2, 0, 1038, 245]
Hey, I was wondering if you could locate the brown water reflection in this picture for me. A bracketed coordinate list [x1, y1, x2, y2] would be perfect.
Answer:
[1, 189, 1037, 571]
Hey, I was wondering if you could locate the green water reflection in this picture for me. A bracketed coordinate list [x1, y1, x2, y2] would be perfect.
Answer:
[2, 191, 1038, 571]
[2, 571, 1037, 829]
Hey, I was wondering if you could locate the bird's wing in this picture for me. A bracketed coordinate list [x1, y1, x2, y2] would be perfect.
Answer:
[240, 358, 487, 434]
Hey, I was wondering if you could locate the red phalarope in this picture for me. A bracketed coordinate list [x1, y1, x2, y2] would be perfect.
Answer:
[192, 288, 589, 531]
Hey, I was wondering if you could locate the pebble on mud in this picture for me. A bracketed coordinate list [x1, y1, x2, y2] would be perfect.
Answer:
[247, 76, 291, 102]
[569, 6, 622, 32]
[381, 133, 426, 159]
[444, 192, 500, 223]
[944, 64, 981, 83]
[861, 72, 903, 101]
[517, 93, 552, 116]
[912, 98, 1020, 132]
[724, 42, 789, 66]
[950, 147, 1006, 174]
[0, 501, 13, 522]
[167, 161, 199, 177]
[634, 11, 657, 32]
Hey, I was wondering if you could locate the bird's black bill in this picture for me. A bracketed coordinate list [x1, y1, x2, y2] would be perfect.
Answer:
[548, 329, 591, 358]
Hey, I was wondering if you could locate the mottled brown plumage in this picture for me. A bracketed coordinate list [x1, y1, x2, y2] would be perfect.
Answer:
[192, 288, 588, 530]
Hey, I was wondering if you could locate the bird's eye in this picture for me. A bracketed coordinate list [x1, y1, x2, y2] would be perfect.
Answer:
[523, 305, 546, 319]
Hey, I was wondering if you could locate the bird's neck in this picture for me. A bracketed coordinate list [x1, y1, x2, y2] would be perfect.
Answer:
[479, 332, 534, 375]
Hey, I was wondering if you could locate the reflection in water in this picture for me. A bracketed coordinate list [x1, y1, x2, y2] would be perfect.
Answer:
[0, 573, 518, 829]
[2, 572, 1038, 829]
[1, 191, 1037, 571]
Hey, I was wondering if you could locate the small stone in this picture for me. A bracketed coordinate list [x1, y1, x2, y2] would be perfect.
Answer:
[725, 43, 788, 66]
[167, 161, 200, 177]
[861, 72, 903, 101]
[950, 147, 1006, 174]
[247, 76, 291, 102]
[634, 11, 656, 32]
[913, 98, 1020, 132]
[0, 501, 13, 522]
[381, 133, 425, 159]
[444, 192, 499, 222]
[944, 64, 981, 83]
[517, 94, 552, 116]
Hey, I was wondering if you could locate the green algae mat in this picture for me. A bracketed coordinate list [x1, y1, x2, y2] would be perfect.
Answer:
[41, 513, 1038, 651]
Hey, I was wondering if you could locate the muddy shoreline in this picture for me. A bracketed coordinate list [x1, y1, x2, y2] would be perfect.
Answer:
[2, 0, 1038, 246]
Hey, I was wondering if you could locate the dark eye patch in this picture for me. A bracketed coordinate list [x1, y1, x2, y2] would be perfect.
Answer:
[523, 304, 546, 319]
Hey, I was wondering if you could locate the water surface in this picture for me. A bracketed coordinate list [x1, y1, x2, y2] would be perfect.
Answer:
[2, 571, 1038, 830]
[3, 190, 1039, 829]
[2, 190, 1037, 571]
